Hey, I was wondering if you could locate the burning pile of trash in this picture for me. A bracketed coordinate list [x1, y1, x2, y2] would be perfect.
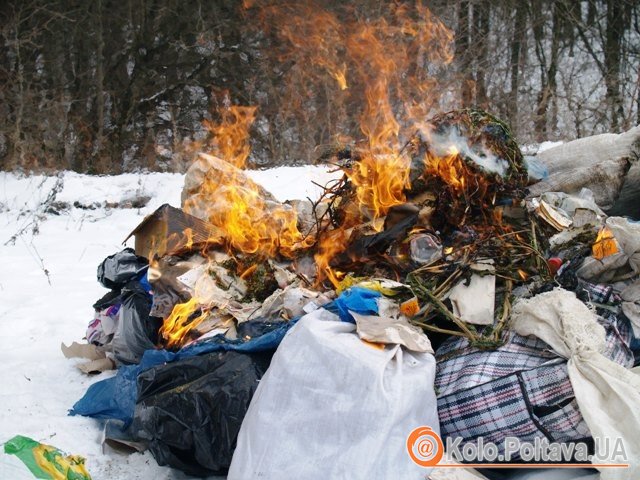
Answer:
[59, 107, 640, 479]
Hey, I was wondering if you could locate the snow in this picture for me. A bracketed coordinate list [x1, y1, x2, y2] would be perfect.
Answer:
[520, 140, 564, 156]
[537, 141, 565, 153]
[0, 166, 339, 479]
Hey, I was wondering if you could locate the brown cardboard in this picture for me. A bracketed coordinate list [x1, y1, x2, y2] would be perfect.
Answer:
[61, 341, 106, 360]
[77, 358, 116, 375]
[123, 204, 222, 259]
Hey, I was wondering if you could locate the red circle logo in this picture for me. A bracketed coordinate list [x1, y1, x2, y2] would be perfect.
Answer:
[406, 426, 444, 467]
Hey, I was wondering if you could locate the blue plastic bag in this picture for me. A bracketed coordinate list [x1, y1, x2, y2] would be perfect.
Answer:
[70, 319, 297, 425]
[327, 287, 380, 323]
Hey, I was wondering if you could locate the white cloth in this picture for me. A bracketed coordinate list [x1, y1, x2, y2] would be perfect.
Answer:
[511, 288, 640, 479]
[229, 308, 439, 479]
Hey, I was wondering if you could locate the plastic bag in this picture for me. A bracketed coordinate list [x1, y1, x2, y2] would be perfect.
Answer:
[577, 217, 640, 283]
[524, 155, 549, 183]
[330, 286, 381, 323]
[97, 248, 148, 290]
[229, 308, 439, 479]
[132, 350, 272, 476]
[110, 281, 162, 365]
[3, 435, 92, 480]
[70, 319, 296, 425]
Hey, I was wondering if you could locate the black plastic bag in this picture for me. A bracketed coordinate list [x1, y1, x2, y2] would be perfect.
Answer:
[132, 350, 272, 477]
[236, 318, 287, 340]
[111, 281, 162, 365]
[97, 248, 148, 290]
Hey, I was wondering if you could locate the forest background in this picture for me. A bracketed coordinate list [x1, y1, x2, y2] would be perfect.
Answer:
[1, 0, 638, 173]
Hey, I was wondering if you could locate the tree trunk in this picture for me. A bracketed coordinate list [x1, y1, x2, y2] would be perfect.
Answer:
[455, 0, 473, 106]
[473, 0, 490, 109]
[94, 0, 105, 173]
[11, 8, 26, 168]
[547, 1, 561, 136]
[605, 0, 624, 131]
[508, 2, 526, 134]
[532, 0, 548, 140]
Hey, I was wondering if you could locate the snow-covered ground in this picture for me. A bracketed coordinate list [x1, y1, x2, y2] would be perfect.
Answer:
[0, 166, 338, 479]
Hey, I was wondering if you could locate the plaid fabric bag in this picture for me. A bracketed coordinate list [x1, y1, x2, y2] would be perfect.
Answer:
[435, 313, 635, 459]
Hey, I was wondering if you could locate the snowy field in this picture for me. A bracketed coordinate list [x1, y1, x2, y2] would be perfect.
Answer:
[0, 166, 338, 479]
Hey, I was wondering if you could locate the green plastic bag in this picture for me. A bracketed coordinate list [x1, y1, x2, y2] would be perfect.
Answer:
[3, 435, 91, 480]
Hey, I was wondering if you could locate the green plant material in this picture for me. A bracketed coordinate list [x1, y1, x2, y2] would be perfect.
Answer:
[242, 262, 279, 302]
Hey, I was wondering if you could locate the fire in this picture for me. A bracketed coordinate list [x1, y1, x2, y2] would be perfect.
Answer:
[185, 155, 313, 257]
[425, 147, 467, 193]
[186, 102, 312, 258]
[163, 1, 458, 342]
[347, 152, 410, 220]
[204, 105, 256, 169]
[246, 0, 453, 223]
[266, 4, 349, 91]
[315, 227, 351, 287]
[160, 297, 208, 349]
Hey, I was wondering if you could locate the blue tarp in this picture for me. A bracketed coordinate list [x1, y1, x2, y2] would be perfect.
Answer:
[70, 319, 297, 425]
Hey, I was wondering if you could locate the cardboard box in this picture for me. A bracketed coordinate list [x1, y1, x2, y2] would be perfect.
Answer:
[123, 204, 222, 259]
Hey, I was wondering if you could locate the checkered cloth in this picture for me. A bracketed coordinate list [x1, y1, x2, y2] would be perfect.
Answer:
[435, 313, 635, 459]
[577, 280, 621, 305]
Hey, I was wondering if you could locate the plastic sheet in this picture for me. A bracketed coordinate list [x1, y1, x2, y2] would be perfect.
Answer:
[96, 248, 148, 290]
[70, 318, 296, 425]
[132, 351, 272, 476]
[329, 287, 380, 323]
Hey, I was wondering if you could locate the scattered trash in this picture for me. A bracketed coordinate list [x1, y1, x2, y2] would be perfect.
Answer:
[96, 248, 148, 290]
[3, 435, 92, 480]
[64, 109, 640, 477]
[446, 260, 495, 326]
[61, 341, 114, 374]
[110, 281, 162, 365]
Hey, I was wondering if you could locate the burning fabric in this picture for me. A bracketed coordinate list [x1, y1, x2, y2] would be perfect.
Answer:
[65, 105, 640, 479]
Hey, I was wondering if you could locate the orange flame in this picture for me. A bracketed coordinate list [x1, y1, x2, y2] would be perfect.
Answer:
[204, 105, 256, 169]
[425, 147, 467, 193]
[247, 0, 453, 224]
[184, 154, 312, 258]
[314, 227, 351, 287]
[169, 1, 456, 334]
[160, 297, 208, 349]
[246, 1, 454, 284]
[347, 152, 410, 220]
